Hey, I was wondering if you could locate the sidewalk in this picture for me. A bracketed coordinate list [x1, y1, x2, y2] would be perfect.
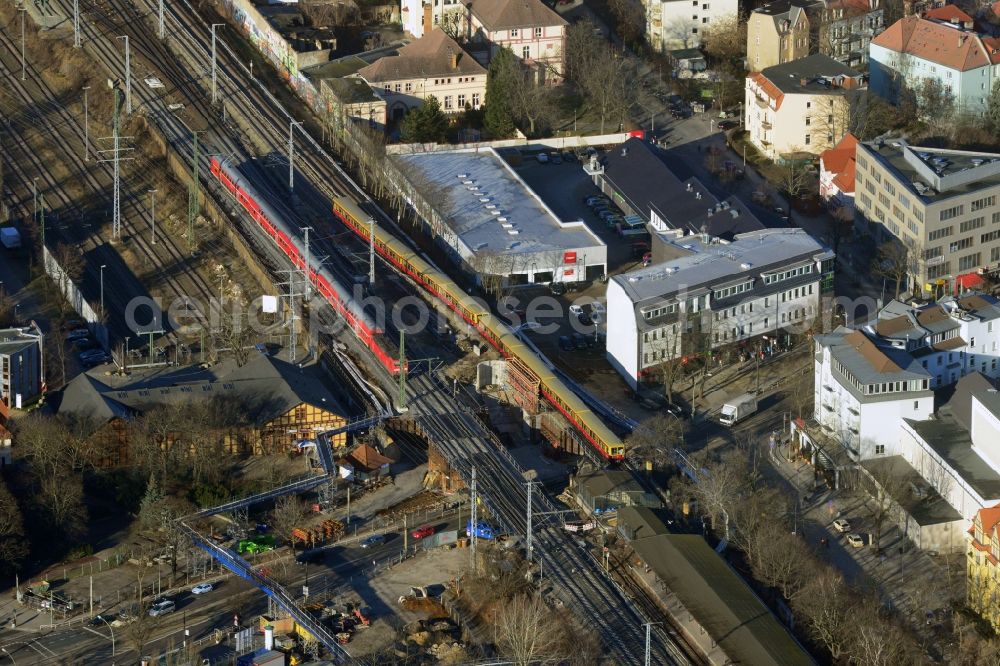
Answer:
[763, 450, 961, 628]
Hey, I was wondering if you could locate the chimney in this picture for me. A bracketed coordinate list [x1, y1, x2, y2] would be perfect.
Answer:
[423, 2, 432, 35]
[264, 625, 274, 650]
[449, 48, 458, 69]
[963, 20, 974, 29]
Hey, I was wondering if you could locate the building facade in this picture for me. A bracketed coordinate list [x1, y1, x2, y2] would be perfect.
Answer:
[869, 15, 1000, 116]
[465, 0, 567, 83]
[401, 0, 466, 39]
[814, 0, 885, 68]
[969, 505, 1000, 631]
[747, 1, 813, 71]
[645, 0, 740, 53]
[0, 324, 43, 411]
[745, 54, 864, 160]
[357, 29, 487, 119]
[853, 138, 1000, 296]
[607, 229, 833, 389]
[319, 77, 388, 130]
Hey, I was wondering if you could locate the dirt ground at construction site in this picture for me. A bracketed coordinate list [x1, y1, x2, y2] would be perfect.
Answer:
[346, 545, 470, 657]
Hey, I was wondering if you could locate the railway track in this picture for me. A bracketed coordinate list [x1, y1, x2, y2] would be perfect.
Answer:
[0, 10, 220, 346]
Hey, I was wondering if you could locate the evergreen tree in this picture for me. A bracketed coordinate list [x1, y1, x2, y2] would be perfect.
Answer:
[400, 96, 449, 143]
[484, 48, 519, 138]
[138, 474, 165, 531]
[988, 79, 1000, 135]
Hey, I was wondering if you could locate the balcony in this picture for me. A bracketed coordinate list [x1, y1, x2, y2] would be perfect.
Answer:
[754, 95, 768, 109]
[761, 120, 772, 130]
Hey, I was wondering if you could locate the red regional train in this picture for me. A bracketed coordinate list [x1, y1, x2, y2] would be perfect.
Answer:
[209, 157, 403, 374]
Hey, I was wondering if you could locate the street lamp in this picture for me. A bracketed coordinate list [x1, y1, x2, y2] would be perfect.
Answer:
[94, 615, 116, 657]
[100, 264, 107, 315]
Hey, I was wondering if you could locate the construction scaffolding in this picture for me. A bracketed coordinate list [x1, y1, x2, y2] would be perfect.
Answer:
[505, 357, 541, 414]
[539, 411, 586, 457]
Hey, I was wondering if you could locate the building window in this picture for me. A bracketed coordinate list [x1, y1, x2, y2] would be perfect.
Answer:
[692, 27, 698, 34]
[472, 93, 480, 108]
[523, 45, 530, 59]
[404, 82, 413, 92]
[444, 96, 453, 110]
[940, 205, 965, 221]
[971, 195, 997, 212]
[960, 217, 985, 233]
[805, 135, 811, 145]
[534, 27, 543, 38]
[805, 117, 811, 126]
[914, 400, 919, 410]
[395, 84, 401, 92]
[959, 253, 981, 271]
[875, 444, 885, 455]
[929, 226, 953, 241]
[511, 28, 519, 37]
[458, 94, 466, 108]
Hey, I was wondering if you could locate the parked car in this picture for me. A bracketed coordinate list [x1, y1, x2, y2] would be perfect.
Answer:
[568, 304, 584, 316]
[360, 534, 385, 549]
[411, 525, 435, 540]
[551, 153, 563, 165]
[66, 328, 90, 341]
[584, 195, 609, 206]
[572, 332, 591, 348]
[665, 402, 688, 419]
[832, 519, 851, 533]
[79, 350, 108, 363]
[558, 335, 575, 351]
[82, 355, 111, 367]
[562, 151, 577, 162]
[191, 583, 214, 595]
[718, 119, 739, 130]
[549, 282, 567, 296]
[148, 599, 176, 617]
[846, 533, 865, 548]
[536, 152, 549, 164]
[577, 312, 593, 326]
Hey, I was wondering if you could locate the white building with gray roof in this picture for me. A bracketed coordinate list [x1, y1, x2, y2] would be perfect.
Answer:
[606, 228, 833, 388]
[394, 148, 607, 285]
[0, 323, 43, 411]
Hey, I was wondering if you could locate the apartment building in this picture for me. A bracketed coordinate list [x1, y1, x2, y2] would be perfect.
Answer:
[745, 54, 864, 159]
[813, 0, 885, 68]
[747, 0, 883, 71]
[813, 325, 933, 460]
[747, 0, 811, 71]
[869, 14, 1000, 116]
[466, 0, 567, 83]
[606, 229, 833, 389]
[0, 323, 43, 412]
[401, 0, 466, 39]
[356, 29, 487, 119]
[853, 138, 1000, 296]
[969, 504, 1000, 631]
[644, 0, 740, 53]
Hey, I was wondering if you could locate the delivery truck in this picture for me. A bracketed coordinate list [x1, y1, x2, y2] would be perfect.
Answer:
[719, 393, 757, 426]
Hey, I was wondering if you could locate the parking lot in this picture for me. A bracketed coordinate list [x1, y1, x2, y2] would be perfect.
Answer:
[512, 153, 645, 275]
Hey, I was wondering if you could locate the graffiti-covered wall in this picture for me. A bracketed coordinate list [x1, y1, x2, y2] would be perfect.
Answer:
[219, 0, 322, 111]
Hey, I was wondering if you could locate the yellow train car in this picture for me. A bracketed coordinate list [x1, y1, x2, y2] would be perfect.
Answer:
[333, 197, 625, 461]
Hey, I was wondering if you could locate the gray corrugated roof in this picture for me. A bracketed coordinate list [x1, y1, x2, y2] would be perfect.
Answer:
[577, 470, 644, 497]
[948, 372, 997, 430]
[599, 138, 766, 239]
[617, 506, 671, 540]
[612, 228, 827, 305]
[393, 148, 605, 256]
[859, 456, 963, 526]
[632, 534, 815, 666]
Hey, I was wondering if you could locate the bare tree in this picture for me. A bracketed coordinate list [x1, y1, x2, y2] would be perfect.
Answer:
[566, 23, 636, 133]
[269, 495, 308, 547]
[39, 472, 88, 540]
[871, 240, 911, 300]
[688, 447, 751, 536]
[863, 459, 908, 553]
[494, 593, 568, 666]
[0, 480, 27, 574]
[793, 568, 854, 660]
[607, 0, 645, 47]
[847, 599, 913, 666]
[626, 413, 685, 467]
[777, 153, 813, 201]
[748, 525, 815, 602]
[700, 14, 747, 70]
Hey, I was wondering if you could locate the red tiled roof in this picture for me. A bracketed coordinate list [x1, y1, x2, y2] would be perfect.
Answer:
[843, 330, 902, 373]
[343, 443, 393, 472]
[922, 5, 973, 23]
[873, 16, 1000, 70]
[820, 133, 858, 194]
[747, 72, 785, 111]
